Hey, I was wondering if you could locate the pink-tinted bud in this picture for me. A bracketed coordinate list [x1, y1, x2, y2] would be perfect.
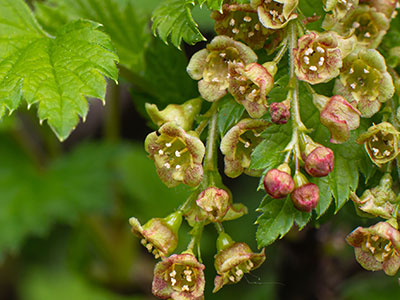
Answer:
[152, 251, 205, 299]
[291, 172, 320, 212]
[196, 187, 231, 223]
[304, 146, 334, 177]
[269, 101, 290, 124]
[263, 163, 294, 198]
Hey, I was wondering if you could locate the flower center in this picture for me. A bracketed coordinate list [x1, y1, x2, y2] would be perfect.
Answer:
[367, 131, 395, 160]
[167, 264, 197, 292]
[263, 0, 285, 24]
[362, 235, 396, 263]
[345, 59, 381, 98]
[301, 43, 327, 73]
[158, 137, 190, 171]
[140, 238, 161, 259]
[227, 260, 254, 283]
[352, 12, 379, 43]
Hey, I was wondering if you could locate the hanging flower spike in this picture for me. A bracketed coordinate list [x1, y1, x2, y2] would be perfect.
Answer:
[211, 3, 271, 50]
[346, 222, 400, 276]
[291, 171, 320, 212]
[187, 36, 257, 102]
[313, 94, 361, 144]
[334, 49, 394, 118]
[129, 211, 182, 259]
[294, 31, 343, 85]
[145, 98, 203, 131]
[213, 233, 266, 293]
[263, 163, 295, 199]
[220, 118, 269, 178]
[145, 122, 205, 187]
[152, 252, 205, 300]
[251, 0, 298, 29]
[356, 122, 400, 167]
[228, 62, 275, 118]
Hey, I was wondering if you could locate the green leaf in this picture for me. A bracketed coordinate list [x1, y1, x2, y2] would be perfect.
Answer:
[312, 176, 332, 218]
[204, 0, 223, 11]
[256, 196, 310, 248]
[0, 0, 119, 140]
[152, 0, 206, 48]
[35, 0, 149, 73]
[217, 95, 245, 138]
[250, 122, 292, 170]
[0, 139, 120, 256]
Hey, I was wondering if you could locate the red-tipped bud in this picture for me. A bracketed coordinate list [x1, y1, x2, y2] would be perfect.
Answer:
[304, 146, 334, 177]
[263, 163, 294, 199]
[269, 101, 290, 124]
[291, 172, 320, 212]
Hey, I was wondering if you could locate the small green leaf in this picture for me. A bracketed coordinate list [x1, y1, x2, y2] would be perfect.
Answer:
[312, 176, 332, 218]
[217, 95, 245, 137]
[152, 0, 206, 48]
[205, 0, 223, 11]
[0, 0, 119, 140]
[250, 122, 292, 170]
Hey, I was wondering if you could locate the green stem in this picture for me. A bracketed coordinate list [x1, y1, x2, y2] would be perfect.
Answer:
[187, 222, 204, 262]
[273, 39, 288, 64]
[204, 108, 219, 172]
[214, 222, 224, 234]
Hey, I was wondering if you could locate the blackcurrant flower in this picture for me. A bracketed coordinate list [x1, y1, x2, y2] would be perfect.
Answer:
[213, 233, 266, 292]
[356, 122, 400, 167]
[145, 122, 205, 187]
[187, 36, 257, 102]
[269, 100, 290, 124]
[129, 211, 182, 259]
[152, 252, 205, 300]
[228, 62, 275, 118]
[251, 0, 298, 29]
[346, 222, 400, 276]
[220, 118, 268, 178]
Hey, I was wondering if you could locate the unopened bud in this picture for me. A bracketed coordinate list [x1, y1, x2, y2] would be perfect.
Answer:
[304, 146, 334, 177]
[263, 164, 294, 198]
[269, 101, 290, 124]
[291, 172, 320, 212]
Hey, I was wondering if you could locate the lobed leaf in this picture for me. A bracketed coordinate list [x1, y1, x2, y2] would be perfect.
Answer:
[217, 95, 245, 138]
[152, 0, 206, 49]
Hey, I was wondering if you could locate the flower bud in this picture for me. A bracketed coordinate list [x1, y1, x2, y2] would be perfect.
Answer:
[316, 94, 361, 144]
[291, 172, 320, 212]
[346, 222, 400, 276]
[220, 118, 268, 178]
[304, 146, 334, 177]
[228, 62, 274, 118]
[145, 122, 205, 187]
[145, 98, 202, 131]
[211, 3, 271, 50]
[129, 211, 182, 259]
[356, 122, 400, 167]
[187, 36, 257, 102]
[152, 251, 205, 299]
[269, 101, 290, 124]
[196, 187, 231, 223]
[251, 0, 298, 29]
[263, 163, 294, 199]
[334, 49, 394, 117]
[213, 233, 266, 292]
[294, 31, 343, 85]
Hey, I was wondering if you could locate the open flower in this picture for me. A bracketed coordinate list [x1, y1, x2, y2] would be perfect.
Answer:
[294, 31, 343, 84]
[346, 222, 400, 276]
[360, 0, 398, 19]
[212, 3, 271, 50]
[129, 211, 182, 259]
[145, 98, 202, 131]
[314, 94, 361, 144]
[356, 122, 400, 167]
[251, 0, 298, 29]
[334, 49, 394, 117]
[322, 0, 359, 29]
[220, 118, 268, 178]
[145, 122, 205, 187]
[152, 252, 205, 300]
[187, 36, 257, 102]
[228, 62, 274, 118]
[213, 233, 266, 292]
